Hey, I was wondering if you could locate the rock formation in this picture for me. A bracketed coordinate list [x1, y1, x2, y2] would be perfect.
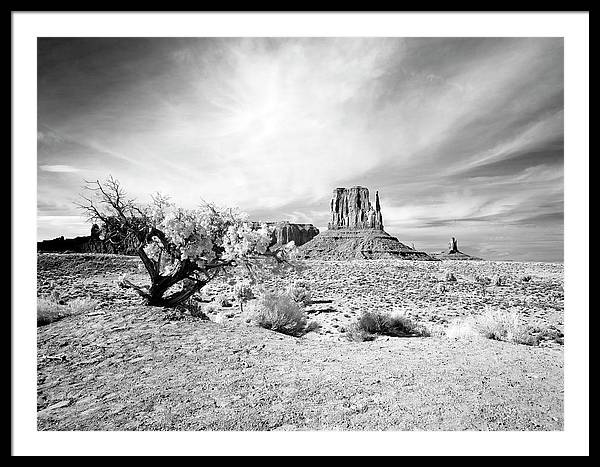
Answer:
[301, 186, 435, 260]
[329, 186, 383, 230]
[251, 221, 319, 247]
[430, 237, 483, 261]
[449, 236, 459, 253]
[37, 224, 138, 255]
[39, 220, 320, 255]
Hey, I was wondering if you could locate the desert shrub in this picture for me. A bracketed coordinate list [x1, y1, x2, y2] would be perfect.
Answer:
[178, 299, 208, 319]
[37, 297, 65, 326]
[445, 308, 548, 346]
[204, 303, 219, 315]
[475, 308, 538, 346]
[445, 272, 457, 282]
[213, 293, 233, 307]
[344, 323, 376, 342]
[247, 291, 308, 337]
[538, 328, 563, 345]
[287, 280, 312, 307]
[233, 279, 254, 312]
[353, 310, 430, 339]
[493, 275, 507, 286]
[445, 318, 482, 340]
[521, 275, 533, 282]
[475, 275, 491, 286]
[37, 295, 99, 326]
[67, 297, 100, 314]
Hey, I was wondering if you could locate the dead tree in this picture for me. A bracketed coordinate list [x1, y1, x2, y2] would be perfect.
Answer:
[76, 176, 290, 308]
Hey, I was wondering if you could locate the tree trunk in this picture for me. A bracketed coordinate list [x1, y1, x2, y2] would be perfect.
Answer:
[145, 280, 206, 307]
[130, 254, 213, 308]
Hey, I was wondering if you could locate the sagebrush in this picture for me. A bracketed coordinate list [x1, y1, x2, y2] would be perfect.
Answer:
[287, 280, 312, 306]
[346, 310, 430, 341]
[247, 291, 308, 337]
[446, 307, 545, 346]
[37, 294, 99, 326]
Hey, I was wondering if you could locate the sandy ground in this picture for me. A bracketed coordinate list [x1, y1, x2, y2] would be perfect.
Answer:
[37, 253, 564, 430]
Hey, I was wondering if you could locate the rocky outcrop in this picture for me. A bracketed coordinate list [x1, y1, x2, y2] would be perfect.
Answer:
[270, 222, 319, 246]
[300, 229, 435, 260]
[301, 186, 435, 260]
[39, 220, 320, 255]
[251, 221, 319, 247]
[430, 237, 483, 261]
[37, 224, 139, 255]
[329, 186, 383, 230]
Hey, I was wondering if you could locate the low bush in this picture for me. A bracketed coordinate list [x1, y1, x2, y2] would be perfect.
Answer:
[177, 299, 209, 319]
[475, 275, 492, 286]
[246, 291, 308, 337]
[445, 318, 481, 340]
[347, 310, 430, 341]
[446, 307, 542, 346]
[233, 280, 254, 312]
[287, 280, 312, 307]
[203, 303, 219, 315]
[37, 294, 99, 326]
[344, 322, 376, 342]
[493, 275, 507, 287]
[212, 294, 233, 307]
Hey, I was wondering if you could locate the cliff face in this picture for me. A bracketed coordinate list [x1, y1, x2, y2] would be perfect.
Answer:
[272, 222, 319, 246]
[328, 186, 383, 230]
[301, 186, 435, 260]
[251, 221, 319, 247]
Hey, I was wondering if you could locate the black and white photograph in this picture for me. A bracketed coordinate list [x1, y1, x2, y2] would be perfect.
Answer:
[12, 11, 589, 456]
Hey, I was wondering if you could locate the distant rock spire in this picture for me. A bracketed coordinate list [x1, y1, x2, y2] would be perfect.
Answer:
[449, 237, 459, 253]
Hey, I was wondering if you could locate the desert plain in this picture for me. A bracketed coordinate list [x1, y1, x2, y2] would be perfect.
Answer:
[37, 252, 564, 431]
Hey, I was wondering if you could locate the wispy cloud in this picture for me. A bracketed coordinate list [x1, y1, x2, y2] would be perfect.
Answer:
[37, 38, 563, 261]
[39, 164, 81, 173]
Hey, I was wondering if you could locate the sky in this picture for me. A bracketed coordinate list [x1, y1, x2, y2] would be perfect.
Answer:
[37, 37, 564, 262]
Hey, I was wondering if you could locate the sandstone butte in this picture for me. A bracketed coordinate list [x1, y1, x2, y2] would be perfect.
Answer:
[300, 186, 435, 260]
[37, 187, 481, 260]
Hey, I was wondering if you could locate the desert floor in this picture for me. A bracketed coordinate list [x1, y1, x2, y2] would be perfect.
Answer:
[37, 253, 563, 430]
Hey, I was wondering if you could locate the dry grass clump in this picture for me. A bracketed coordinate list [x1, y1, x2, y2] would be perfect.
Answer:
[477, 309, 538, 345]
[446, 307, 544, 346]
[475, 275, 492, 286]
[344, 323, 377, 342]
[203, 303, 219, 315]
[493, 275, 508, 287]
[246, 291, 308, 337]
[233, 280, 254, 312]
[445, 272, 457, 282]
[445, 318, 482, 340]
[345, 310, 430, 342]
[38, 294, 99, 326]
[178, 299, 209, 320]
[287, 280, 312, 306]
[212, 294, 233, 307]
